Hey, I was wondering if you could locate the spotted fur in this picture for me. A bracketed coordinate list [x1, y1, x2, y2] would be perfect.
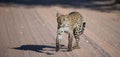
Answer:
[56, 11, 86, 52]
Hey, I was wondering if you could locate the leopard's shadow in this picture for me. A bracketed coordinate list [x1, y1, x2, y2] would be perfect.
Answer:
[12, 44, 66, 55]
[12, 45, 56, 55]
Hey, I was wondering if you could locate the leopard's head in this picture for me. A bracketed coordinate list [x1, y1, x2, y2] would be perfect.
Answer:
[56, 13, 68, 27]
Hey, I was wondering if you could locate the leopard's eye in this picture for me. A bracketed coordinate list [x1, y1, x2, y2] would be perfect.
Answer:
[63, 18, 65, 21]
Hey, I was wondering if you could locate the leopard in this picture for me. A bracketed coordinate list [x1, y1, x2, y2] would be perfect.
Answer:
[56, 11, 86, 52]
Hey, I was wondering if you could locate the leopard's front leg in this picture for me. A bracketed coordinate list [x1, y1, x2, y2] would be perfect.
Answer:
[67, 32, 73, 51]
[56, 27, 64, 52]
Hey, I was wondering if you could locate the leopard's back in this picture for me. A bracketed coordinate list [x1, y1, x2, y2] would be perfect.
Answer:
[67, 12, 83, 28]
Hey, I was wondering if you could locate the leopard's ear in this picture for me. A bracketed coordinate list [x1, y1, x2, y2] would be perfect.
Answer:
[56, 12, 62, 17]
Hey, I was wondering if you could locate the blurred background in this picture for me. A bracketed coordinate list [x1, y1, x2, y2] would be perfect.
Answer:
[0, 0, 120, 57]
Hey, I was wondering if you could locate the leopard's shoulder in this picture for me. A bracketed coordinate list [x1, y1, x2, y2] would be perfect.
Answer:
[67, 11, 83, 26]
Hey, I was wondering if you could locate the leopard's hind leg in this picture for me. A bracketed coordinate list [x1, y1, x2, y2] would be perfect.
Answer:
[73, 22, 86, 49]
[73, 27, 81, 49]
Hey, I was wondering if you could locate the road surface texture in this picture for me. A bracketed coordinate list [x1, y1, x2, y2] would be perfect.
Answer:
[0, 0, 120, 57]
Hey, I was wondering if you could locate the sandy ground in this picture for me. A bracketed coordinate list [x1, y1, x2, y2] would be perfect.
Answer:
[0, 0, 120, 57]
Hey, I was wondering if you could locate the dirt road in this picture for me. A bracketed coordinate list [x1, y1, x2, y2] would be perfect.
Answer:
[0, 1, 120, 57]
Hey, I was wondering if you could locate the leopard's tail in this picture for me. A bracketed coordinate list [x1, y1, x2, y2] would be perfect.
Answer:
[80, 22, 86, 35]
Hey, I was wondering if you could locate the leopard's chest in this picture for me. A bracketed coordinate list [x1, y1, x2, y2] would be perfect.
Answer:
[59, 21, 78, 33]
[63, 26, 70, 33]
[60, 23, 70, 33]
